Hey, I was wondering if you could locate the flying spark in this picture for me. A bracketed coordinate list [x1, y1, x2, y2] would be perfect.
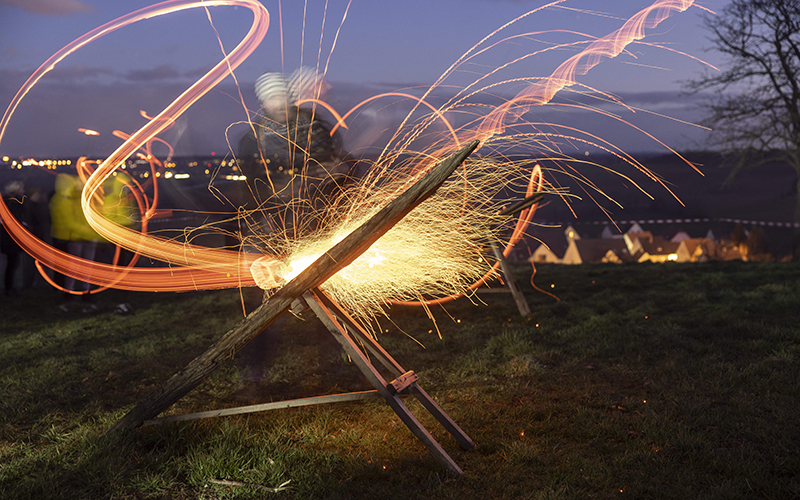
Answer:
[0, 0, 706, 318]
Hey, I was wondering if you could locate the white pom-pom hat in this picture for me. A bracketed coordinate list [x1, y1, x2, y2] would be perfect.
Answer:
[254, 72, 289, 105]
[288, 66, 330, 102]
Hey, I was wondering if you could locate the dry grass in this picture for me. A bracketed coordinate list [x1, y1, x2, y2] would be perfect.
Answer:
[1, 261, 799, 499]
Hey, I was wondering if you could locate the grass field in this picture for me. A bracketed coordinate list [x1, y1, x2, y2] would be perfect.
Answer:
[1, 261, 798, 499]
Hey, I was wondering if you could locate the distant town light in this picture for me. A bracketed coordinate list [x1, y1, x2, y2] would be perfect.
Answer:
[78, 128, 99, 136]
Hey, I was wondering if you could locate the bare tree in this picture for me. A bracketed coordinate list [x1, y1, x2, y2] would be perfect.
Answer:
[687, 0, 800, 258]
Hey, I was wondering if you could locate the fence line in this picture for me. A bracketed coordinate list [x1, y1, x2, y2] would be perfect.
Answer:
[558, 218, 799, 228]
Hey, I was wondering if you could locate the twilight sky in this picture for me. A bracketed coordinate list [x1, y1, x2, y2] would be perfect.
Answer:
[0, 0, 727, 158]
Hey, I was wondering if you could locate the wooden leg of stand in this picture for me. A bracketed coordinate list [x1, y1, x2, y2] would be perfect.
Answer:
[407, 385, 475, 450]
[303, 289, 463, 475]
[313, 290, 476, 450]
[312, 289, 404, 375]
[490, 241, 531, 317]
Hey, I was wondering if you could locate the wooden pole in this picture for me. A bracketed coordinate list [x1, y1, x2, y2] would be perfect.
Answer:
[498, 192, 543, 217]
[303, 289, 464, 475]
[311, 287, 476, 451]
[142, 390, 380, 425]
[489, 240, 531, 316]
[107, 140, 479, 435]
[483, 192, 543, 317]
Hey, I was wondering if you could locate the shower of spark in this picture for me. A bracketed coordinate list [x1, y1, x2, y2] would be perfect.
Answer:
[0, 0, 710, 315]
[250, 158, 532, 320]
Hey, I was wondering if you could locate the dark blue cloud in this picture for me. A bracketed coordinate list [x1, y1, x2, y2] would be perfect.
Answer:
[0, 0, 94, 16]
[47, 64, 115, 81]
[125, 64, 182, 82]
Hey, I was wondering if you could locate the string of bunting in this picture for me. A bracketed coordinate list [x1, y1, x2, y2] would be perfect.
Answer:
[557, 218, 800, 228]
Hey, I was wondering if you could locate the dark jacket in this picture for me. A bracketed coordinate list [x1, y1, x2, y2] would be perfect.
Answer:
[237, 108, 349, 206]
[0, 196, 25, 255]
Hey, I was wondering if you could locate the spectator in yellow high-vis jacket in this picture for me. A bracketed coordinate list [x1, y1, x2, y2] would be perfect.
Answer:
[49, 173, 103, 309]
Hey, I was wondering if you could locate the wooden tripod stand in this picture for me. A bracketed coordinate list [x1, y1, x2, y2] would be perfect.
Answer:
[144, 288, 475, 475]
[108, 141, 481, 475]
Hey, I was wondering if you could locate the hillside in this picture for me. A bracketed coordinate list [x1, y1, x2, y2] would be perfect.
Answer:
[519, 152, 798, 259]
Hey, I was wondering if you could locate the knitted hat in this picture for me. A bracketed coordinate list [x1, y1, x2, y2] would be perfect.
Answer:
[288, 66, 329, 102]
[254, 72, 289, 105]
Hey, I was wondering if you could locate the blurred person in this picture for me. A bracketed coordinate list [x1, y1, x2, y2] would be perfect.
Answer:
[48, 176, 70, 290]
[234, 69, 356, 386]
[236, 70, 350, 305]
[1, 181, 25, 296]
[49, 173, 104, 312]
[236, 68, 355, 226]
[96, 172, 137, 267]
[21, 187, 49, 289]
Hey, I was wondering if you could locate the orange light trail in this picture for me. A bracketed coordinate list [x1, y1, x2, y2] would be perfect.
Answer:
[0, 0, 270, 291]
[0, 1, 705, 309]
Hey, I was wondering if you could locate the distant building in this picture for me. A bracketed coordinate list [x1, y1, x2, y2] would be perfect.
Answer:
[530, 223, 724, 264]
[623, 232, 646, 256]
[529, 242, 563, 263]
[531, 225, 633, 264]
[528, 224, 577, 264]
[526, 219, 767, 265]
[675, 238, 716, 262]
[600, 225, 622, 239]
[627, 222, 645, 234]
[717, 243, 745, 261]
[564, 224, 580, 242]
[636, 236, 680, 263]
[561, 238, 631, 264]
[670, 231, 691, 243]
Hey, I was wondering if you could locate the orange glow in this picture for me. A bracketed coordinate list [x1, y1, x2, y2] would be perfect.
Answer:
[78, 128, 99, 136]
[0, 1, 706, 311]
[0, 0, 269, 292]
